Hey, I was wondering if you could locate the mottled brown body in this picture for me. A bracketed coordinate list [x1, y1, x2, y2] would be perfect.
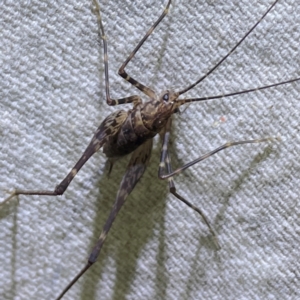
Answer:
[102, 90, 179, 158]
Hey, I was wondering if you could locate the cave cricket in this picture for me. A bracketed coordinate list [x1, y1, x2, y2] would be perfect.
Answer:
[1, 0, 300, 299]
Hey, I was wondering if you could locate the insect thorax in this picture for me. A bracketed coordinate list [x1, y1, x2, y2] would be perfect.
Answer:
[102, 93, 175, 159]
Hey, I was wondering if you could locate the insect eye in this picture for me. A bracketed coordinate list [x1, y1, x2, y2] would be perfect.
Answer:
[163, 93, 169, 101]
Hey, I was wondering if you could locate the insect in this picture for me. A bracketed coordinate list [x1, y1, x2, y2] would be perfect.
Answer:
[0, 0, 300, 298]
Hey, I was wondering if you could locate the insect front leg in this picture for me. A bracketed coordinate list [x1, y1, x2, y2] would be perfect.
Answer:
[159, 118, 220, 248]
[158, 119, 276, 248]
[159, 137, 276, 180]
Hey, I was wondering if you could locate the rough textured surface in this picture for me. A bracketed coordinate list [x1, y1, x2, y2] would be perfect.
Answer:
[1, 1, 300, 299]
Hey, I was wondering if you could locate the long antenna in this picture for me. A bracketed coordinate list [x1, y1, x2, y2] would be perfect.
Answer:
[177, 0, 279, 96]
[176, 77, 300, 105]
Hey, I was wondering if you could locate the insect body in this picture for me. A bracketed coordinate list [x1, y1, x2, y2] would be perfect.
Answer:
[1, 0, 300, 299]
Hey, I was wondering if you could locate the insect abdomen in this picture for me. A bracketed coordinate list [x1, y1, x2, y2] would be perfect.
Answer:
[103, 106, 157, 158]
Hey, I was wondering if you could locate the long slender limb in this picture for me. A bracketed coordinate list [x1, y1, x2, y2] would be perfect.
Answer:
[160, 119, 220, 248]
[118, 0, 172, 99]
[1, 109, 128, 206]
[159, 136, 275, 180]
[158, 123, 275, 246]
[1, 136, 103, 206]
[55, 139, 153, 300]
[167, 157, 220, 250]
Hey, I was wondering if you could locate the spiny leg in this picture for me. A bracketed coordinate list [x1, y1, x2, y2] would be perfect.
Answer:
[93, 0, 172, 102]
[160, 118, 220, 249]
[118, 0, 172, 98]
[55, 139, 153, 300]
